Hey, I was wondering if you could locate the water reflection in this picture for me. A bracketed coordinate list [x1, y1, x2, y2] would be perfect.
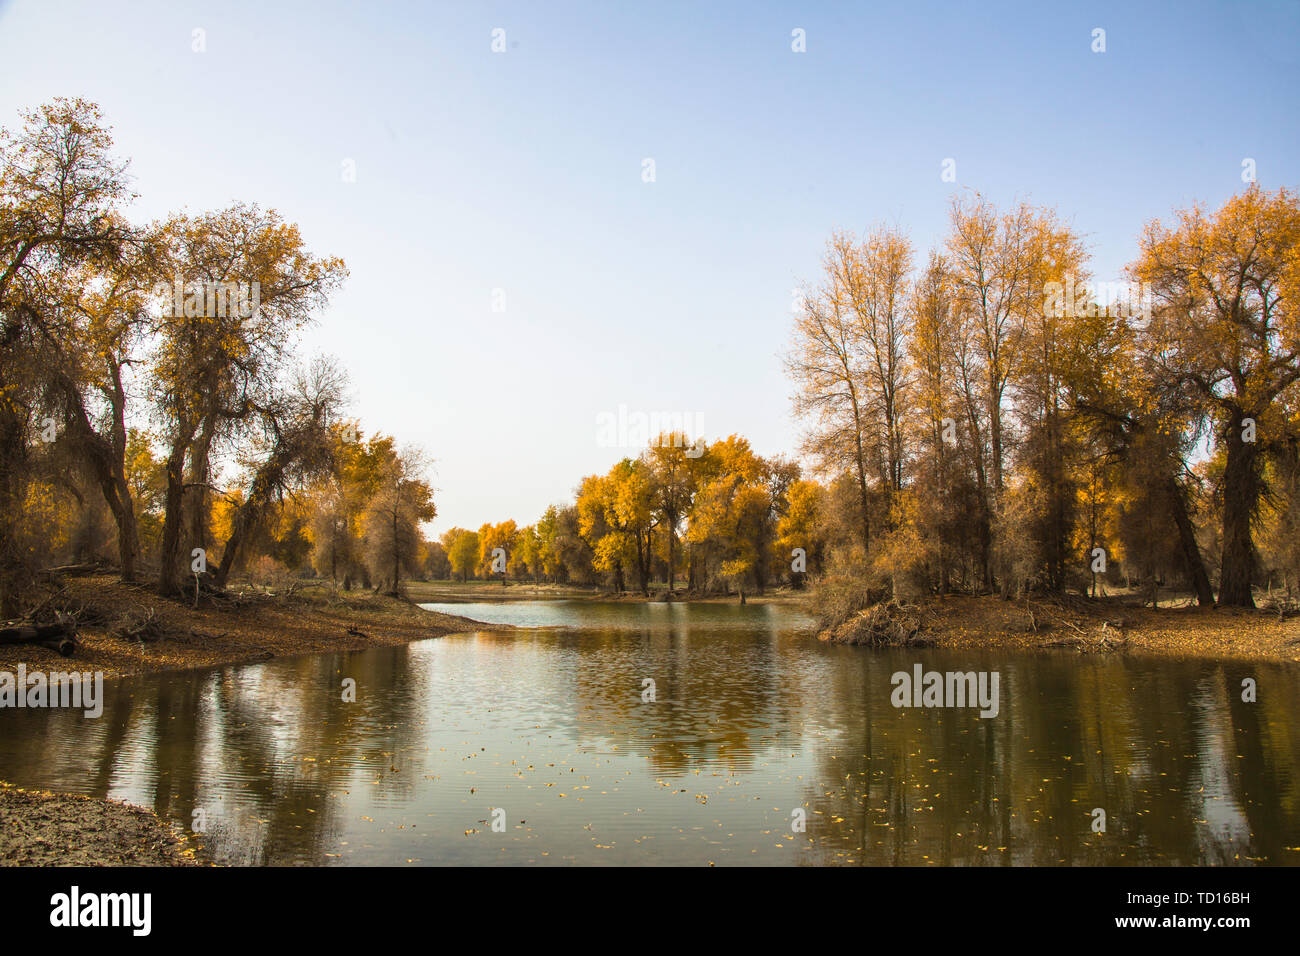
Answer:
[0, 602, 1296, 866]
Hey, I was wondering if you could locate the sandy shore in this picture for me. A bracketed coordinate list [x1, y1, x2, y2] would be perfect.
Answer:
[0, 782, 199, 866]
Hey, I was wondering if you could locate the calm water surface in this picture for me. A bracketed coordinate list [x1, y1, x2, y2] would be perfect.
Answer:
[0, 600, 1296, 866]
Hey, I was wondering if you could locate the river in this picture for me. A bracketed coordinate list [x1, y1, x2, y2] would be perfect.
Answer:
[0, 599, 1296, 865]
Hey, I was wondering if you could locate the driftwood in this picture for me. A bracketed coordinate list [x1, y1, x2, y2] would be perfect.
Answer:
[1260, 596, 1299, 622]
[188, 627, 230, 641]
[112, 607, 165, 643]
[821, 602, 935, 646]
[0, 620, 78, 656]
[40, 562, 109, 578]
[1041, 618, 1128, 651]
[23, 587, 68, 623]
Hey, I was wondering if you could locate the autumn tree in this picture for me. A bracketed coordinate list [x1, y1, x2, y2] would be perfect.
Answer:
[945, 195, 1046, 499]
[424, 539, 451, 580]
[513, 524, 542, 581]
[148, 203, 346, 595]
[363, 444, 435, 594]
[645, 432, 698, 593]
[36, 236, 165, 583]
[304, 423, 391, 589]
[577, 461, 656, 594]
[534, 505, 565, 583]
[907, 251, 970, 592]
[1134, 185, 1300, 606]
[785, 235, 874, 553]
[1063, 279, 1216, 606]
[1005, 208, 1087, 592]
[841, 226, 913, 499]
[212, 356, 347, 587]
[685, 436, 795, 595]
[441, 527, 480, 583]
[0, 98, 132, 614]
[477, 520, 519, 583]
[776, 478, 827, 586]
[551, 504, 597, 584]
[309, 480, 352, 587]
[1257, 439, 1300, 596]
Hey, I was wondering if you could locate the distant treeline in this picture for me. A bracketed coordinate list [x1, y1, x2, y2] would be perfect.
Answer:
[437, 433, 809, 595]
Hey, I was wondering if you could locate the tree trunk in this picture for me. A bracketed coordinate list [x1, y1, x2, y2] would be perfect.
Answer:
[0, 416, 26, 619]
[850, 404, 871, 554]
[114, 496, 140, 583]
[853, 453, 871, 556]
[58, 368, 139, 582]
[1218, 416, 1260, 607]
[987, 373, 1004, 496]
[636, 532, 650, 595]
[183, 417, 217, 559]
[961, 390, 993, 592]
[391, 508, 399, 594]
[0, 621, 78, 656]
[158, 448, 187, 595]
[1164, 476, 1214, 607]
[666, 521, 676, 594]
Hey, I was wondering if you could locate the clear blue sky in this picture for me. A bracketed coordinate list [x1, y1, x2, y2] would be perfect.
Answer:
[3, 0, 1297, 534]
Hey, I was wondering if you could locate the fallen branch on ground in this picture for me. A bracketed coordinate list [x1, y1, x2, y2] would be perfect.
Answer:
[0, 614, 79, 656]
[820, 602, 935, 646]
[111, 607, 165, 644]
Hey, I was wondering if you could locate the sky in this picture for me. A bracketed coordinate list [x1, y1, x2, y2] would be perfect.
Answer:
[2, 0, 1298, 535]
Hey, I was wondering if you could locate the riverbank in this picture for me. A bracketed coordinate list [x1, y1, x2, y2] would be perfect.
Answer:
[0, 781, 199, 866]
[0, 575, 492, 681]
[820, 593, 1300, 664]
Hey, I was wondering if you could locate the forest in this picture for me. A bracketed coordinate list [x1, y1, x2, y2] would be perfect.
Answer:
[778, 185, 1300, 612]
[3, 98, 1299, 618]
[456, 185, 1300, 613]
[0, 98, 433, 615]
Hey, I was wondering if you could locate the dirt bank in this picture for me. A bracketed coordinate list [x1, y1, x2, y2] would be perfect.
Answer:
[0, 575, 493, 681]
[0, 781, 198, 866]
[820, 593, 1300, 664]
